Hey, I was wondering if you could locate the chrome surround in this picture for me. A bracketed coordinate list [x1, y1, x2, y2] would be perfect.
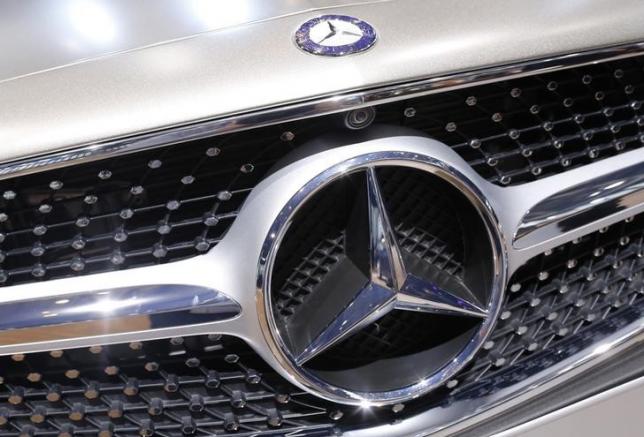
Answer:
[1, 41, 644, 180]
[256, 153, 504, 405]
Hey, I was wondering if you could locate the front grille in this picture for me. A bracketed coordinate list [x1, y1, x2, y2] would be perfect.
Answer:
[1, 54, 642, 287]
[0, 218, 640, 435]
[0, 120, 329, 287]
[0, 336, 339, 437]
[446, 213, 644, 394]
[376, 55, 644, 185]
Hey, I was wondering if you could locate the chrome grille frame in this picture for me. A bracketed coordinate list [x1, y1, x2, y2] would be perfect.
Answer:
[0, 41, 643, 436]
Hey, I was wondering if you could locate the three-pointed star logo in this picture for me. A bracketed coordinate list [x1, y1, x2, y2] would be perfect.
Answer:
[293, 167, 488, 365]
[312, 19, 364, 47]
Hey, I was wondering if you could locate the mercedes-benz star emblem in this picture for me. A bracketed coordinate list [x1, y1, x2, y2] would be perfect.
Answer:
[295, 15, 377, 56]
[295, 167, 487, 364]
[258, 152, 504, 405]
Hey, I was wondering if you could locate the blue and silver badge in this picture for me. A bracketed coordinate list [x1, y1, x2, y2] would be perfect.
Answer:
[295, 15, 376, 56]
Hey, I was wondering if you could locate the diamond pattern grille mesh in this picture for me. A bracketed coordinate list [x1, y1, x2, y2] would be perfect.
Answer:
[0, 55, 643, 286]
[446, 213, 644, 393]
[0, 120, 329, 287]
[0, 336, 340, 437]
[380, 55, 644, 185]
[272, 168, 467, 361]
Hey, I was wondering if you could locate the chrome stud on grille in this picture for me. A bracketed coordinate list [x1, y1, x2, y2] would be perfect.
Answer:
[206, 146, 221, 156]
[181, 175, 195, 185]
[148, 159, 162, 169]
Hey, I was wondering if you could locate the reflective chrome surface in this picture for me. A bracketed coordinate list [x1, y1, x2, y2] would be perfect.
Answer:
[0, 284, 240, 346]
[257, 150, 505, 405]
[515, 161, 644, 249]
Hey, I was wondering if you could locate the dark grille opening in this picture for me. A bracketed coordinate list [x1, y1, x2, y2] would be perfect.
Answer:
[0, 335, 433, 437]
[377, 55, 644, 185]
[0, 119, 331, 287]
[0, 336, 342, 437]
[0, 55, 641, 287]
[445, 213, 644, 398]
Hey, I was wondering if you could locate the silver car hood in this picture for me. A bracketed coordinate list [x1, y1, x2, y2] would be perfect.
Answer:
[0, 0, 382, 82]
[1, 0, 644, 163]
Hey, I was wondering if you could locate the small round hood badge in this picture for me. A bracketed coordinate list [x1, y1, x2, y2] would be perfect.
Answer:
[295, 15, 377, 56]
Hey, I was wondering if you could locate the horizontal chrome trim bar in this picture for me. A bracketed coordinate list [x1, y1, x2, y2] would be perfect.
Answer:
[0, 284, 240, 346]
[514, 161, 644, 249]
[1, 41, 644, 180]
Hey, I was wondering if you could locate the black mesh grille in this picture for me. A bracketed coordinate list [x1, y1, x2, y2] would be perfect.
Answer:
[378, 55, 644, 185]
[0, 336, 341, 437]
[447, 213, 644, 394]
[0, 217, 641, 435]
[0, 55, 642, 287]
[0, 120, 329, 287]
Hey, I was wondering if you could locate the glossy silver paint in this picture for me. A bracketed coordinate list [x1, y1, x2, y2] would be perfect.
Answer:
[0, 0, 381, 82]
[515, 161, 644, 249]
[2, 0, 644, 163]
[257, 157, 500, 405]
[1, 41, 644, 180]
[494, 376, 644, 437]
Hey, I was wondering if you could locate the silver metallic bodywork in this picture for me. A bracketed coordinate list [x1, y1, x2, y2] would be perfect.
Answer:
[0, 0, 382, 82]
[2, 0, 644, 163]
[1, 0, 644, 435]
[494, 375, 644, 437]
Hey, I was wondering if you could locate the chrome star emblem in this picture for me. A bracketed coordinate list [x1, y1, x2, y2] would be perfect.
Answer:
[295, 167, 488, 364]
[258, 152, 504, 405]
[311, 19, 363, 47]
[295, 15, 377, 56]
